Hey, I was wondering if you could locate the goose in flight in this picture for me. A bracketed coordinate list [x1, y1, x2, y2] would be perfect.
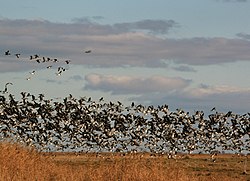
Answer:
[29, 70, 36, 75]
[15, 53, 21, 58]
[211, 107, 216, 112]
[85, 50, 92, 53]
[65, 60, 71, 64]
[0, 82, 13, 94]
[30, 54, 39, 60]
[99, 97, 104, 102]
[5, 50, 11, 56]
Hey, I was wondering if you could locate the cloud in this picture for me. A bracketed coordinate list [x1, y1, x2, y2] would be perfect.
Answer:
[113, 19, 178, 35]
[172, 65, 197, 72]
[182, 85, 250, 113]
[84, 73, 191, 94]
[69, 75, 84, 81]
[186, 84, 250, 98]
[130, 84, 250, 113]
[236, 33, 250, 40]
[162, 37, 250, 65]
[1, 18, 250, 72]
[71, 16, 105, 24]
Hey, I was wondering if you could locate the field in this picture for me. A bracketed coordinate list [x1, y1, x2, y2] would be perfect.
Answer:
[0, 142, 249, 181]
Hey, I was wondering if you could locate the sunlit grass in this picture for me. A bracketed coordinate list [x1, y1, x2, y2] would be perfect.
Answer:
[0, 141, 249, 181]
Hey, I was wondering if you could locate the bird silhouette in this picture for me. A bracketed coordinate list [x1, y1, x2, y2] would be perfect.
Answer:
[15, 53, 21, 58]
[0, 82, 13, 94]
[65, 60, 71, 64]
[5, 50, 11, 56]
[211, 107, 216, 112]
[85, 50, 92, 53]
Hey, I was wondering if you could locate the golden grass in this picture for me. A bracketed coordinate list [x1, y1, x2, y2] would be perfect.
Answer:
[0, 141, 249, 181]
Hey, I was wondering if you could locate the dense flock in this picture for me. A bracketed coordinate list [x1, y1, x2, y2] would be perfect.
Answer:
[1, 49, 249, 156]
[0, 91, 249, 156]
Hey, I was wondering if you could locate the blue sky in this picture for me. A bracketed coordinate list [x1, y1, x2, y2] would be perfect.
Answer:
[1, 0, 250, 114]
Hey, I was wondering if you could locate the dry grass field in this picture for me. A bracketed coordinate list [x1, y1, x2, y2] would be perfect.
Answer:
[0, 141, 249, 181]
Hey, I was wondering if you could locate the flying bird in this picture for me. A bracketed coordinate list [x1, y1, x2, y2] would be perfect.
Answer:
[211, 107, 216, 112]
[5, 50, 11, 56]
[29, 70, 36, 75]
[56, 71, 62, 76]
[84, 50, 92, 53]
[15, 54, 21, 58]
[65, 60, 71, 64]
[30, 54, 39, 60]
[99, 97, 104, 102]
[57, 66, 66, 72]
[56, 67, 64, 76]
[0, 82, 13, 94]
[42, 57, 46, 62]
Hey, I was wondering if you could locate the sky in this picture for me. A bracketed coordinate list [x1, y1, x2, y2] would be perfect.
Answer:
[1, 0, 250, 114]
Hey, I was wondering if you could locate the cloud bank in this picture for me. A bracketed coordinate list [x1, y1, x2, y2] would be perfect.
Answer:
[84, 73, 191, 94]
[1, 18, 250, 72]
[83, 73, 250, 113]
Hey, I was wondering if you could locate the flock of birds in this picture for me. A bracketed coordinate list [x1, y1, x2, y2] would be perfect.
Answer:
[0, 49, 249, 161]
[3, 49, 91, 80]
[0, 89, 249, 157]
